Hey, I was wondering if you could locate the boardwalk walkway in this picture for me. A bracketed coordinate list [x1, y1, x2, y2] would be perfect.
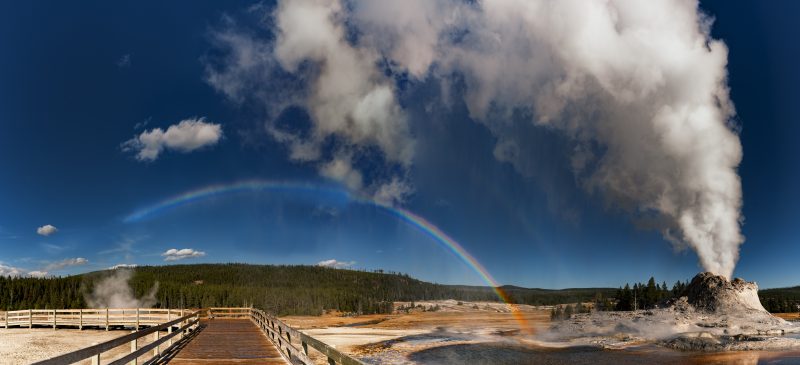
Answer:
[168, 319, 288, 364]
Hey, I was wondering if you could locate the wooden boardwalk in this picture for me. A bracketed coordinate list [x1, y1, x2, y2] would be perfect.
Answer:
[168, 319, 288, 364]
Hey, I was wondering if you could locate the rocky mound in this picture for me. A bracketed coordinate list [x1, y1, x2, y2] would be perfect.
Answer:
[679, 272, 768, 314]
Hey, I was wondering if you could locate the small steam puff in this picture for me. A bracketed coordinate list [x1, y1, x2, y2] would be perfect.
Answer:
[209, 0, 744, 277]
[85, 269, 159, 308]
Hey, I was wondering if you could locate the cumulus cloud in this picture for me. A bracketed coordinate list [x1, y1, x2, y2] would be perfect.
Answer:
[122, 117, 223, 161]
[210, 0, 744, 277]
[27, 271, 48, 278]
[0, 264, 24, 277]
[316, 259, 356, 269]
[162, 248, 206, 261]
[206, 0, 414, 204]
[37, 224, 58, 236]
[0, 257, 87, 277]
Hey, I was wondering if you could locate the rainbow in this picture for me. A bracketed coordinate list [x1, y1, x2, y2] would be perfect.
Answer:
[124, 180, 529, 329]
[124, 180, 350, 223]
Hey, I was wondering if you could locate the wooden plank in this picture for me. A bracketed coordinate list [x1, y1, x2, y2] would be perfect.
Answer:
[170, 319, 287, 365]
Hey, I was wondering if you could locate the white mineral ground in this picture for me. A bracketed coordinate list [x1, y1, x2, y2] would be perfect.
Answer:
[0, 328, 163, 365]
[282, 273, 800, 364]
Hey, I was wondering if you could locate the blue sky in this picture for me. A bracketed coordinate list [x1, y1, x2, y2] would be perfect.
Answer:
[0, 1, 798, 289]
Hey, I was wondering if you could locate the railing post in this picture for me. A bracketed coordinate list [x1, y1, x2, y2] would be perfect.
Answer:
[29, 309, 32, 328]
[153, 330, 160, 356]
[79, 309, 83, 330]
[328, 357, 336, 365]
[135, 308, 140, 330]
[167, 310, 173, 347]
[179, 309, 184, 340]
[90, 353, 100, 365]
[129, 330, 138, 365]
[105, 308, 109, 331]
[302, 341, 309, 356]
[3, 311, 7, 328]
[52, 309, 56, 330]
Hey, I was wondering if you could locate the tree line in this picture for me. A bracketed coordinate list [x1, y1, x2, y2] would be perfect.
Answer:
[0, 264, 613, 315]
[5, 265, 797, 316]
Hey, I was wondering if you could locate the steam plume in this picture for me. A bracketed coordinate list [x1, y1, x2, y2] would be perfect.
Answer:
[208, 0, 743, 277]
[85, 269, 159, 308]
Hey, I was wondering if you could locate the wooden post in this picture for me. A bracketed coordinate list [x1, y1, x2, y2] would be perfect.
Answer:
[52, 309, 56, 330]
[4, 311, 8, 328]
[180, 309, 185, 339]
[90, 353, 100, 365]
[105, 308, 110, 331]
[328, 357, 336, 365]
[135, 308, 140, 330]
[153, 331, 160, 356]
[129, 331, 138, 365]
[79, 309, 83, 330]
[167, 311, 172, 346]
[29, 309, 32, 328]
[302, 341, 309, 356]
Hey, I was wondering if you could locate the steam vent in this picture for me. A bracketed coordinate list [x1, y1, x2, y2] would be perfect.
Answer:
[680, 272, 768, 314]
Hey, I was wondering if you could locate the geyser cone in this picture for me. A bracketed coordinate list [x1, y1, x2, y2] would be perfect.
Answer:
[680, 272, 767, 314]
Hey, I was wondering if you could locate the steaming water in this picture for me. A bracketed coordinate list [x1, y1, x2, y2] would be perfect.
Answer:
[406, 343, 800, 365]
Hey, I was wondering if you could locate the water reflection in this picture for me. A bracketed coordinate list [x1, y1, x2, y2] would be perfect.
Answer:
[407, 343, 800, 365]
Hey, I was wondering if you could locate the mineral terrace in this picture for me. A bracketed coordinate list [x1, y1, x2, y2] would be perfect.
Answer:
[542, 272, 800, 351]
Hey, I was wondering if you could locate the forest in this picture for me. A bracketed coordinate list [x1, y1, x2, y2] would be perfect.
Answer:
[2, 265, 796, 315]
[0, 263, 613, 315]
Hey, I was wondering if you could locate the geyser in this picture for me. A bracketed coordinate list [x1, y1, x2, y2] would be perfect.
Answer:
[208, 0, 745, 278]
[679, 272, 768, 314]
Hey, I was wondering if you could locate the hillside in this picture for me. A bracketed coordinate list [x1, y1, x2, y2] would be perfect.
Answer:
[0, 263, 615, 315]
[757, 286, 800, 312]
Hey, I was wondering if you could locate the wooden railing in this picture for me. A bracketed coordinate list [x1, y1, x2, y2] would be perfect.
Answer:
[29, 310, 201, 365]
[0, 308, 188, 330]
[208, 307, 365, 365]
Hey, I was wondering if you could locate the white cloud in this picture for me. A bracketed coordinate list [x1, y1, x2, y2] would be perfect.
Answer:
[37, 224, 58, 236]
[44, 257, 88, 271]
[206, 0, 414, 205]
[27, 271, 48, 278]
[122, 118, 223, 161]
[316, 259, 356, 269]
[162, 248, 206, 261]
[117, 54, 131, 68]
[0, 264, 24, 277]
[108, 264, 138, 270]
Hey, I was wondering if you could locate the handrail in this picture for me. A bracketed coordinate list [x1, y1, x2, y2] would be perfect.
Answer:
[17, 307, 364, 365]
[247, 308, 365, 365]
[1, 308, 187, 330]
[30, 310, 201, 365]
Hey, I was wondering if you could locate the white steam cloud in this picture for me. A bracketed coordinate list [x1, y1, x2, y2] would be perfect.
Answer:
[86, 269, 159, 308]
[209, 0, 743, 277]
